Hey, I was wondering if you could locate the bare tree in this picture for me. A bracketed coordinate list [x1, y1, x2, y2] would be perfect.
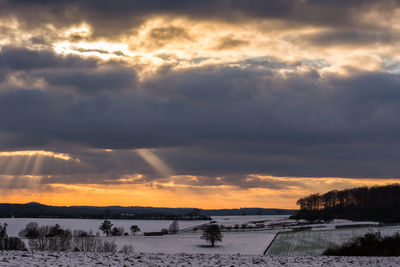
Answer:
[169, 220, 179, 234]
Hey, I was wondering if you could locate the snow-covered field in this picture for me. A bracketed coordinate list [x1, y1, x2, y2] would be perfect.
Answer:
[266, 225, 400, 256]
[1, 251, 400, 267]
[4, 215, 400, 262]
[0, 218, 206, 236]
[110, 232, 275, 254]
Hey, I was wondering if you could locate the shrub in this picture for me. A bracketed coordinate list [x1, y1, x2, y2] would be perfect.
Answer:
[73, 230, 93, 237]
[28, 224, 72, 251]
[19, 222, 40, 238]
[323, 232, 400, 256]
[119, 244, 134, 253]
[111, 227, 124, 236]
[6, 237, 27, 251]
[73, 237, 103, 252]
[101, 240, 117, 252]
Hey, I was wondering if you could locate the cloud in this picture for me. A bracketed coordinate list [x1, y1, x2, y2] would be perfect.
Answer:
[1, 0, 398, 39]
[295, 29, 400, 47]
[0, 46, 97, 70]
[0, 54, 400, 178]
[213, 36, 249, 50]
[1, 0, 400, 205]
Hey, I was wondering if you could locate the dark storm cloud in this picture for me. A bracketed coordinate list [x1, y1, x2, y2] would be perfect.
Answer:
[296, 29, 400, 47]
[1, 50, 400, 179]
[0, 46, 97, 70]
[1, 0, 399, 38]
[43, 68, 138, 94]
[213, 36, 249, 50]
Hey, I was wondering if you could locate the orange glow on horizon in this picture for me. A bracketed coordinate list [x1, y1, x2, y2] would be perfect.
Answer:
[0, 176, 398, 209]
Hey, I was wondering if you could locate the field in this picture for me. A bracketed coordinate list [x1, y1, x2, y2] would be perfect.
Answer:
[3, 215, 400, 266]
[110, 232, 275, 255]
[266, 225, 400, 256]
[0, 218, 206, 237]
[2, 251, 400, 266]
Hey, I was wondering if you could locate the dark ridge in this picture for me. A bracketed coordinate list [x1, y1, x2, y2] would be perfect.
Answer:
[0, 203, 296, 220]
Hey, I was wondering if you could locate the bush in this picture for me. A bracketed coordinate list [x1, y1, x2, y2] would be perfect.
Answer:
[28, 224, 72, 251]
[19, 222, 40, 238]
[0, 236, 27, 251]
[102, 240, 117, 252]
[73, 237, 103, 252]
[6, 237, 27, 251]
[73, 230, 93, 237]
[119, 244, 134, 253]
[323, 232, 400, 256]
[111, 227, 124, 236]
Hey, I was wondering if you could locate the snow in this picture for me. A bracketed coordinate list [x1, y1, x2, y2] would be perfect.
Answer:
[4, 215, 400, 262]
[1, 251, 400, 266]
[266, 225, 400, 256]
[0, 218, 206, 237]
[111, 232, 276, 255]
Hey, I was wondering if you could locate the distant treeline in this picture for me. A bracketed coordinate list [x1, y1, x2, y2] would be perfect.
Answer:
[291, 184, 400, 223]
[0, 202, 296, 219]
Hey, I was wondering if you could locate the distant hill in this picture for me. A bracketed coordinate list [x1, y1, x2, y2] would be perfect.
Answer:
[0, 203, 296, 220]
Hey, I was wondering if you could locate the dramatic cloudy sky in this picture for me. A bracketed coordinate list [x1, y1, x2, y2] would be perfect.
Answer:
[0, 0, 400, 208]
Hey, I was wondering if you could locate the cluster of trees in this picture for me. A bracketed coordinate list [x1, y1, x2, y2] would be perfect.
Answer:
[17, 222, 126, 252]
[292, 184, 400, 222]
[98, 220, 141, 237]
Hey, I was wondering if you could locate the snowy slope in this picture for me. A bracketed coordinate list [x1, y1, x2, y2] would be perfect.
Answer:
[1, 251, 400, 266]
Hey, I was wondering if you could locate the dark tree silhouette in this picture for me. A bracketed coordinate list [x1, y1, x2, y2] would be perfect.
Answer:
[0, 223, 7, 250]
[292, 184, 400, 223]
[201, 224, 223, 247]
[99, 220, 113, 237]
[111, 227, 124, 236]
[130, 225, 140, 236]
[169, 220, 179, 234]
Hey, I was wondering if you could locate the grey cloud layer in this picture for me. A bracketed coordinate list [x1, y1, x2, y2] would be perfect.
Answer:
[0, 47, 400, 180]
[1, 0, 400, 188]
[1, 0, 399, 39]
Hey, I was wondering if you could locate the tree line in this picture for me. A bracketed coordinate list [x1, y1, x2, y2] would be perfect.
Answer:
[0, 219, 223, 252]
[291, 184, 400, 223]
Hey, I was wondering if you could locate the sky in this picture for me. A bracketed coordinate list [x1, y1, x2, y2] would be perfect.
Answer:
[0, 0, 400, 209]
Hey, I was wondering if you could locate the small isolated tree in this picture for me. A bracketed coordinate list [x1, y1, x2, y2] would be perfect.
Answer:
[201, 225, 223, 247]
[99, 220, 113, 237]
[130, 225, 140, 236]
[169, 220, 179, 234]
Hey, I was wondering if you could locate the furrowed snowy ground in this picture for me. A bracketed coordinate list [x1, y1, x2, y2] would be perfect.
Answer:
[266, 225, 400, 256]
[1, 251, 400, 267]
